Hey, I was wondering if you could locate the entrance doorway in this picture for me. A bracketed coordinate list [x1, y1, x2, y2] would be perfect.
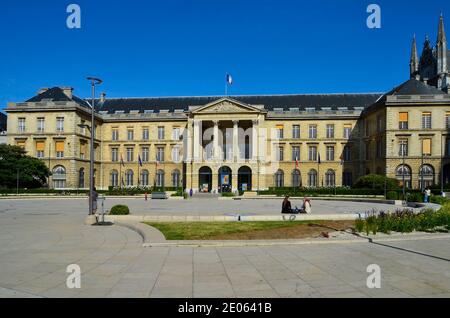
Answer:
[199, 167, 212, 193]
[218, 166, 232, 193]
[238, 166, 252, 192]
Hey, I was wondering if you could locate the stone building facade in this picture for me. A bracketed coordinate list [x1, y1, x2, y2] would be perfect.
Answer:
[5, 16, 450, 192]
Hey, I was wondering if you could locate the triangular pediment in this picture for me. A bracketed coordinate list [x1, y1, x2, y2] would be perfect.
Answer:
[190, 98, 263, 114]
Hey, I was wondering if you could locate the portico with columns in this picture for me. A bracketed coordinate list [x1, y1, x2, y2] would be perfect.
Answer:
[185, 98, 266, 193]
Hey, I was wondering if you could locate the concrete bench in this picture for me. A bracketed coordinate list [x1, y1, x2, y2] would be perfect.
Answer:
[152, 192, 168, 200]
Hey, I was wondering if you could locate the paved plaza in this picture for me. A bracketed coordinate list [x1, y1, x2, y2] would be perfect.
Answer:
[0, 198, 449, 298]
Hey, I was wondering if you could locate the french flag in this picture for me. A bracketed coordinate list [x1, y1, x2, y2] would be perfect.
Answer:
[226, 73, 233, 85]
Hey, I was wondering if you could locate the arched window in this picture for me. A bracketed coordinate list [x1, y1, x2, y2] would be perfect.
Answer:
[156, 170, 165, 187]
[78, 168, 85, 189]
[325, 169, 336, 187]
[125, 170, 134, 187]
[396, 165, 412, 189]
[140, 170, 149, 186]
[172, 169, 181, 188]
[275, 169, 284, 188]
[292, 169, 301, 187]
[53, 166, 66, 189]
[419, 165, 435, 189]
[110, 170, 119, 187]
[308, 169, 318, 187]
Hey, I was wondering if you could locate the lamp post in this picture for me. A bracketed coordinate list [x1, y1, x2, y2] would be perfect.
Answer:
[86, 77, 102, 215]
[441, 134, 445, 197]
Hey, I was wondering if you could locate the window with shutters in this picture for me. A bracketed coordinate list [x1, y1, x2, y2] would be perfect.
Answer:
[422, 139, 432, 156]
[422, 112, 432, 129]
[399, 112, 409, 130]
[276, 125, 284, 139]
[55, 141, 65, 158]
[36, 141, 45, 158]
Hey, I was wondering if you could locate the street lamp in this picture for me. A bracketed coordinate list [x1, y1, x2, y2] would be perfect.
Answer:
[86, 77, 102, 215]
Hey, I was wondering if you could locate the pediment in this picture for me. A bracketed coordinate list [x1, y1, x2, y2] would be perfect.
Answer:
[191, 98, 263, 114]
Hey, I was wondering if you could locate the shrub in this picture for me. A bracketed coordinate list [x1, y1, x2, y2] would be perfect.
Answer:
[355, 218, 365, 233]
[221, 192, 236, 197]
[110, 205, 130, 215]
[354, 174, 399, 191]
[386, 191, 398, 200]
[407, 192, 423, 203]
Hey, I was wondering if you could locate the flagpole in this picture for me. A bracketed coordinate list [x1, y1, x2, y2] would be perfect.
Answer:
[119, 154, 122, 190]
[137, 156, 140, 187]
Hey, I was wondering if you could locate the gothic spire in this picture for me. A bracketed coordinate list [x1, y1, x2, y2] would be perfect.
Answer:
[410, 34, 419, 78]
[437, 13, 447, 43]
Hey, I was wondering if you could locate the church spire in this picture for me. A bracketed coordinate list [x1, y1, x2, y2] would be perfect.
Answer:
[436, 13, 448, 88]
[437, 12, 447, 43]
[410, 34, 419, 78]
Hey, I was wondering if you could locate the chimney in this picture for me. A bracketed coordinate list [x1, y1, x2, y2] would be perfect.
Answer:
[423, 78, 428, 85]
[100, 92, 106, 103]
[38, 88, 49, 95]
[61, 87, 73, 99]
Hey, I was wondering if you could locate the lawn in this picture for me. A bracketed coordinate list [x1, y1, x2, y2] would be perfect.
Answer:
[144, 220, 355, 240]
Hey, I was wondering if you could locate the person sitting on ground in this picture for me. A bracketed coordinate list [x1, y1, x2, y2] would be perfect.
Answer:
[281, 196, 293, 214]
[302, 197, 312, 214]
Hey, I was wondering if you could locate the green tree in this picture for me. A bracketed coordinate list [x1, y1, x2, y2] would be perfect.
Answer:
[0, 145, 51, 188]
[353, 174, 399, 191]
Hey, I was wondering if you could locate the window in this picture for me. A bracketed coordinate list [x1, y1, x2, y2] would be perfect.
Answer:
[399, 112, 409, 130]
[343, 171, 353, 187]
[376, 139, 383, 158]
[344, 125, 352, 139]
[110, 170, 119, 187]
[56, 117, 64, 133]
[365, 120, 370, 136]
[127, 129, 134, 141]
[142, 128, 149, 140]
[140, 170, 149, 186]
[326, 146, 335, 161]
[292, 170, 301, 187]
[292, 146, 300, 161]
[276, 125, 284, 139]
[399, 140, 408, 157]
[308, 169, 318, 187]
[365, 142, 370, 160]
[422, 112, 432, 129]
[55, 141, 64, 158]
[377, 115, 383, 132]
[446, 112, 450, 129]
[419, 165, 435, 189]
[171, 146, 180, 162]
[142, 147, 149, 162]
[80, 142, 87, 159]
[325, 170, 336, 187]
[156, 147, 165, 162]
[18, 118, 26, 133]
[343, 146, 351, 161]
[172, 170, 181, 188]
[126, 147, 134, 162]
[125, 170, 134, 186]
[156, 170, 165, 187]
[308, 146, 317, 161]
[158, 127, 165, 140]
[276, 146, 284, 161]
[275, 170, 284, 188]
[422, 139, 432, 156]
[326, 124, 335, 139]
[172, 127, 180, 141]
[396, 165, 412, 189]
[292, 125, 300, 139]
[52, 166, 66, 189]
[37, 118, 45, 133]
[16, 140, 25, 149]
[36, 141, 45, 158]
[111, 148, 119, 162]
[78, 168, 85, 189]
[112, 129, 119, 141]
[309, 125, 317, 139]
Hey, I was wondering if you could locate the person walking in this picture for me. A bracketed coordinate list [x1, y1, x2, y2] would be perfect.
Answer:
[144, 192, 148, 201]
[92, 187, 99, 214]
[424, 188, 431, 203]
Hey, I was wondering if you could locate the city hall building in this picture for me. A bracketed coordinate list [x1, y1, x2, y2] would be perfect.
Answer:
[6, 16, 450, 192]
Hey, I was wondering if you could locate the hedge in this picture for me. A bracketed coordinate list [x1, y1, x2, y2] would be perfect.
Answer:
[110, 205, 130, 215]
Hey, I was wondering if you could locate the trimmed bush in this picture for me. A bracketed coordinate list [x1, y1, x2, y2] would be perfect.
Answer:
[386, 191, 398, 200]
[354, 174, 399, 191]
[110, 205, 130, 215]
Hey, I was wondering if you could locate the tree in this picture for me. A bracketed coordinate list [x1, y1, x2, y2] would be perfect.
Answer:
[0, 145, 51, 188]
[354, 174, 399, 191]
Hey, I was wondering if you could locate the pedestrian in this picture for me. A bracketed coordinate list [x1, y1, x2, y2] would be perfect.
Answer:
[281, 196, 293, 214]
[189, 189, 193, 198]
[145, 192, 148, 201]
[91, 187, 99, 215]
[424, 188, 431, 203]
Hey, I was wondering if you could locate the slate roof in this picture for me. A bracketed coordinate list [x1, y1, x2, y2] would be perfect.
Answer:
[0, 112, 6, 131]
[26, 87, 90, 108]
[96, 94, 382, 114]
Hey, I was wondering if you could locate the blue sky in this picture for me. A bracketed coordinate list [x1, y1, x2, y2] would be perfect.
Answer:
[1, 0, 449, 113]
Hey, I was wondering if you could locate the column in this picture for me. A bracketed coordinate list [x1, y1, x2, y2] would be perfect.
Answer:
[193, 120, 201, 162]
[213, 120, 220, 161]
[233, 120, 239, 162]
[252, 119, 259, 161]
[186, 120, 193, 162]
